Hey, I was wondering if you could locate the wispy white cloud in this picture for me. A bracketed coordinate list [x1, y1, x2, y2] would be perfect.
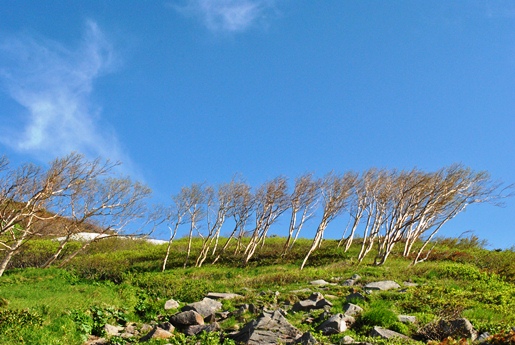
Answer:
[173, 0, 277, 33]
[0, 21, 135, 173]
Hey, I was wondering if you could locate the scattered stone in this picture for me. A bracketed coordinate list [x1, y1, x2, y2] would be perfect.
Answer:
[340, 335, 355, 344]
[169, 310, 204, 327]
[183, 322, 220, 336]
[370, 326, 411, 340]
[341, 274, 362, 286]
[292, 292, 332, 312]
[364, 280, 401, 291]
[315, 313, 347, 335]
[290, 288, 312, 294]
[164, 299, 180, 310]
[438, 318, 478, 341]
[229, 309, 302, 345]
[206, 292, 244, 300]
[398, 315, 417, 324]
[104, 324, 123, 336]
[295, 331, 318, 345]
[343, 303, 363, 316]
[310, 279, 333, 286]
[140, 326, 174, 341]
[182, 297, 222, 319]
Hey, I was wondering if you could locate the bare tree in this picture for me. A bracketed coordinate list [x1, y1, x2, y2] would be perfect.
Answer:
[300, 172, 357, 270]
[282, 173, 320, 256]
[0, 153, 146, 275]
[356, 169, 391, 262]
[195, 183, 232, 267]
[176, 184, 207, 268]
[243, 177, 289, 265]
[212, 181, 253, 264]
[56, 175, 152, 267]
[411, 165, 510, 264]
[162, 195, 188, 271]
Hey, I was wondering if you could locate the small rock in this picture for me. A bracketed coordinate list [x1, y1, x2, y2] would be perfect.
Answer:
[292, 292, 332, 312]
[183, 322, 220, 336]
[310, 279, 332, 286]
[104, 324, 123, 336]
[343, 303, 363, 316]
[157, 322, 175, 332]
[370, 326, 411, 340]
[295, 331, 319, 345]
[182, 297, 222, 319]
[140, 326, 174, 341]
[164, 299, 180, 310]
[364, 280, 401, 291]
[316, 313, 347, 335]
[169, 310, 204, 327]
[340, 335, 355, 344]
[398, 315, 417, 324]
[206, 292, 243, 300]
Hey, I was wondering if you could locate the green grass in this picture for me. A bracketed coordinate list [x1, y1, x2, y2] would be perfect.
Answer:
[0, 236, 514, 344]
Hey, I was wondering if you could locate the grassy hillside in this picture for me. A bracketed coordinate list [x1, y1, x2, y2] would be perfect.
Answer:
[1, 237, 514, 344]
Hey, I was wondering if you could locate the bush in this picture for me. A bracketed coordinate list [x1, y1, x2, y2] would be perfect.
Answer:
[0, 309, 43, 333]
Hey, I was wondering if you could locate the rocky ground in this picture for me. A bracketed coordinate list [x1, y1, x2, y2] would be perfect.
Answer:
[84, 275, 499, 345]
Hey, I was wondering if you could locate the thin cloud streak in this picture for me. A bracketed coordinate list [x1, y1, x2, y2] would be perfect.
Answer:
[0, 21, 135, 173]
[174, 0, 277, 32]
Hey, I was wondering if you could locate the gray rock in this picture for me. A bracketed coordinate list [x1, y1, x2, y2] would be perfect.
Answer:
[310, 279, 334, 286]
[295, 331, 318, 345]
[315, 313, 347, 335]
[206, 292, 243, 300]
[364, 280, 401, 291]
[84, 336, 108, 345]
[292, 292, 332, 312]
[340, 335, 355, 344]
[398, 315, 417, 323]
[182, 297, 222, 319]
[370, 326, 411, 340]
[169, 310, 204, 327]
[164, 299, 180, 310]
[438, 318, 477, 341]
[343, 303, 363, 316]
[183, 322, 220, 336]
[229, 309, 302, 345]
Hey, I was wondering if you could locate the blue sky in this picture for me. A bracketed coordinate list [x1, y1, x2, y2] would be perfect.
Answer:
[1, 1, 514, 248]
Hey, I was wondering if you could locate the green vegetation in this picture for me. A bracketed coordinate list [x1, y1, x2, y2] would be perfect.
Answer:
[0, 236, 514, 344]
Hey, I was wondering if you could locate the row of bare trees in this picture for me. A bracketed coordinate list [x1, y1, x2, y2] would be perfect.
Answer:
[0, 152, 509, 275]
[160, 165, 508, 270]
[0, 153, 151, 276]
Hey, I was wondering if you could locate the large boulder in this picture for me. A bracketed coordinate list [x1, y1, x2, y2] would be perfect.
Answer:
[229, 309, 302, 345]
[418, 318, 478, 341]
[182, 297, 222, 319]
[292, 292, 332, 312]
